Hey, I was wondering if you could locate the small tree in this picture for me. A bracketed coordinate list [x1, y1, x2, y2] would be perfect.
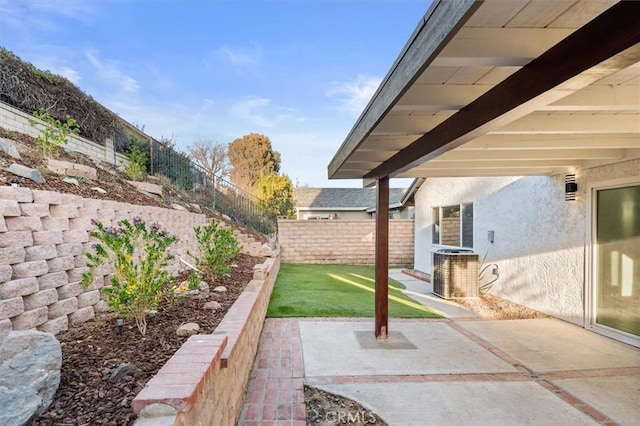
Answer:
[254, 173, 295, 218]
[29, 109, 79, 158]
[187, 140, 231, 181]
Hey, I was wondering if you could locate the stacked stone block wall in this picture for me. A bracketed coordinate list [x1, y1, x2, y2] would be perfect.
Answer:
[277, 219, 414, 265]
[132, 253, 280, 425]
[0, 101, 128, 167]
[0, 187, 270, 336]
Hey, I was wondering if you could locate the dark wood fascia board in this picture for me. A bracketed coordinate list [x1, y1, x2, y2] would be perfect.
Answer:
[365, 1, 640, 180]
[327, 0, 480, 179]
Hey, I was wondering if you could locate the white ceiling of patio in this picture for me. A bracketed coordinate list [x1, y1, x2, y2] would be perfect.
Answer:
[328, 0, 640, 181]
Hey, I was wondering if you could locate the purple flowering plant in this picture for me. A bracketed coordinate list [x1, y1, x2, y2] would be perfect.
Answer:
[81, 217, 176, 335]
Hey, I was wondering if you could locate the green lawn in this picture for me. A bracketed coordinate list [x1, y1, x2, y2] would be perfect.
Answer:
[267, 263, 441, 318]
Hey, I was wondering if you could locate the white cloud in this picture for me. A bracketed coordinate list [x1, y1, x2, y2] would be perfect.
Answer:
[217, 45, 261, 66]
[327, 75, 382, 117]
[231, 97, 274, 127]
[86, 50, 140, 93]
[0, 0, 96, 33]
[231, 97, 306, 128]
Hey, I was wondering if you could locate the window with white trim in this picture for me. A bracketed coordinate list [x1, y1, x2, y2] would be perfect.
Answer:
[432, 203, 473, 248]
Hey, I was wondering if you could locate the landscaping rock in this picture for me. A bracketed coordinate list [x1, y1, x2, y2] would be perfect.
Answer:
[8, 163, 45, 184]
[0, 330, 61, 426]
[171, 203, 186, 211]
[198, 281, 210, 292]
[204, 301, 222, 310]
[109, 363, 141, 382]
[62, 177, 79, 186]
[213, 285, 227, 293]
[176, 322, 199, 336]
[0, 138, 21, 159]
[91, 187, 107, 194]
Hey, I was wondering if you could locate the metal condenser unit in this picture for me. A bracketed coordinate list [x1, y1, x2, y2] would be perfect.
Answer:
[432, 249, 479, 299]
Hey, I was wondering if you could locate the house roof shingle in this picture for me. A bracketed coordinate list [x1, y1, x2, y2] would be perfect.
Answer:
[294, 187, 408, 209]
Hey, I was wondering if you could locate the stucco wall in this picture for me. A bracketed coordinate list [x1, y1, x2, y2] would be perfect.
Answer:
[0, 101, 128, 166]
[414, 159, 640, 326]
[278, 219, 414, 265]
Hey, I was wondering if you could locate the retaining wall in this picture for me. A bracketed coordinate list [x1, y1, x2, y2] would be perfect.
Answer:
[277, 219, 414, 265]
[0, 187, 270, 336]
[132, 254, 280, 425]
[0, 101, 128, 167]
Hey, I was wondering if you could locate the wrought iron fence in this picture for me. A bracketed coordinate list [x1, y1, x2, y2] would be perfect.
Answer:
[115, 130, 276, 235]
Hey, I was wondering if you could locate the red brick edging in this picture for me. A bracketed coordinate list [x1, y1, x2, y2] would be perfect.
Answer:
[132, 252, 281, 425]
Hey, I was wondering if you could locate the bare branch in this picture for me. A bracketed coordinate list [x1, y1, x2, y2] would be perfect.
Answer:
[187, 140, 231, 180]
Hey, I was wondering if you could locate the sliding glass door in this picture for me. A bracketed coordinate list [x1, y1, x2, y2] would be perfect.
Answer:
[593, 183, 640, 341]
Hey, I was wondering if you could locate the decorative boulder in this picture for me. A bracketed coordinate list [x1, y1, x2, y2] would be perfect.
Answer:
[176, 323, 200, 337]
[204, 301, 222, 310]
[0, 330, 62, 426]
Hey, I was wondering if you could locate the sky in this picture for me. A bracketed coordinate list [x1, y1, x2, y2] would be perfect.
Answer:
[0, 0, 430, 188]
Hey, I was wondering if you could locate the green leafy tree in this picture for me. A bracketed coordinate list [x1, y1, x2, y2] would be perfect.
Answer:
[228, 133, 281, 193]
[254, 173, 295, 219]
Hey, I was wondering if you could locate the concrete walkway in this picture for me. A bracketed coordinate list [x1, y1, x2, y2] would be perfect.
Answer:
[239, 272, 640, 426]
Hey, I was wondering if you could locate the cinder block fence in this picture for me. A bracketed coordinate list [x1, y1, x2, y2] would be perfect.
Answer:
[277, 219, 414, 265]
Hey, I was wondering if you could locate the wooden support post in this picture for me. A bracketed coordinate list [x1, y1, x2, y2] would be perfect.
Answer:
[375, 176, 389, 340]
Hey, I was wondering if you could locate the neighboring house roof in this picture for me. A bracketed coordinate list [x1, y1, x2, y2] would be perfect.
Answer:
[294, 187, 408, 210]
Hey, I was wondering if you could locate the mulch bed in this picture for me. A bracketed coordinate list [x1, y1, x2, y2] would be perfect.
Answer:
[34, 252, 262, 426]
[305, 386, 387, 426]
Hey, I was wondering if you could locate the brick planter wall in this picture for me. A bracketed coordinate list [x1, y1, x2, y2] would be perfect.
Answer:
[0, 187, 271, 335]
[132, 253, 281, 425]
[277, 219, 414, 265]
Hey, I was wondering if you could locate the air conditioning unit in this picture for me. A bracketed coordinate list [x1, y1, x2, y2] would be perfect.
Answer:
[432, 249, 479, 299]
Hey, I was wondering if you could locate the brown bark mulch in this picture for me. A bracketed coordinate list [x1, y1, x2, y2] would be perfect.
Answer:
[34, 253, 261, 426]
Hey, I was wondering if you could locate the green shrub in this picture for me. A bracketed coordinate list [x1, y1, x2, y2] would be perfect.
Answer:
[29, 109, 79, 158]
[189, 220, 241, 282]
[81, 217, 176, 335]
[124, 146, 147, 181]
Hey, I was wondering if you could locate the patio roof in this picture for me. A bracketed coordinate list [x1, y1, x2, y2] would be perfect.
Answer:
[328, 0, 640, 183]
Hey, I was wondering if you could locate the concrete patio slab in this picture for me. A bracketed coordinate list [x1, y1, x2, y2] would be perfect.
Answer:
[458, 318, 640, 372]
[299, 320, 517, 377]
[552, 375, 640, 426]
[317, 381, 599, 426]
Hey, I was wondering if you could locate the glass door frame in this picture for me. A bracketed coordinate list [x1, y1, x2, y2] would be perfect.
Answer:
[586, 176, 640, 348]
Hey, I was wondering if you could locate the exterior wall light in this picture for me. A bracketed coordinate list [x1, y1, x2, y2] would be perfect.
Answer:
[565, 174, 578, 201]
